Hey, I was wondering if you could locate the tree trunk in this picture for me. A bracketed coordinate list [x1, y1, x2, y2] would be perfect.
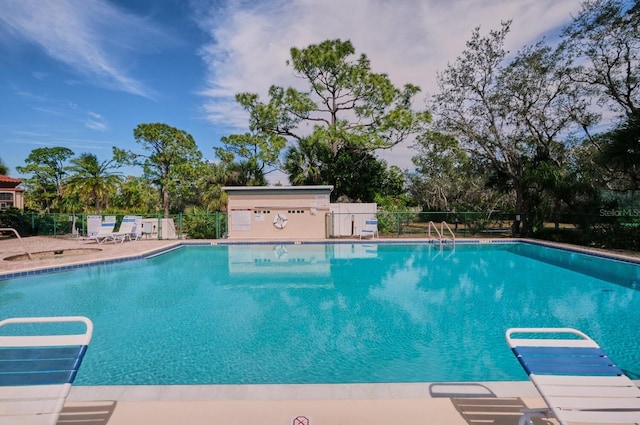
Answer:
[163, 185, 170, 218]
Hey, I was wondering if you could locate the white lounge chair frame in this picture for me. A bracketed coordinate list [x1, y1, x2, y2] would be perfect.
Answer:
[359, 219, 379, 239]
[506, 327, 640, 425]
[80, 216, 117, 244]
[111, 215, 141, 243]
[0, 316, 93, 425]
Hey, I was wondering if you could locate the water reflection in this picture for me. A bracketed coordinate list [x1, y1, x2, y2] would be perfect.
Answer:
[2, 243, 638, 385]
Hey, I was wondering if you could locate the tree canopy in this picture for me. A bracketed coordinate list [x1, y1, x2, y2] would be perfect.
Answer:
[64, 153, 122, 213]
[218, 39, 430, 200]
[427, 21, 591, 234]
[16, 147, 74, 213]
[114, 123, 203, 218]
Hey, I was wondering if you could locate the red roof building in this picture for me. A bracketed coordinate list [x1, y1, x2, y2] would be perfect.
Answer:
[0, 175, 25, 210]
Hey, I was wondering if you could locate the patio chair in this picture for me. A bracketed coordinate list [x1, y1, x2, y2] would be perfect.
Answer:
[359, 219, 379, 239]
[93, 219, 117, 244]
[506, 327, 640, 425]
[112, 215, 141, 243]
[0, 316, 93, 425]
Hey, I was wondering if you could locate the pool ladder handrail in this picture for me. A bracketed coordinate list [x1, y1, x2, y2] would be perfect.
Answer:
[427, 221, 456, 244]
[440, 221, 456, 244]
[427, 221, 441, 240]
[0, 228, 33, 260]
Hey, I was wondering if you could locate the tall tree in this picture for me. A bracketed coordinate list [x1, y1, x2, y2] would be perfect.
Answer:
[114, 123, 203, 218]
[64, 153, 122, 213]
[562, 0, 639, 117]
[431, 22, 589, 235]
[111, 176, 159, 213]
[215, 92, 288, 183]
[221, 39, 431, 197]
[409, 132, 507, 212]
[562, 0, 640, 191]
[329, 148, 391, 202]
[16, 147, 74, 213]
[595, 110, 640, 190]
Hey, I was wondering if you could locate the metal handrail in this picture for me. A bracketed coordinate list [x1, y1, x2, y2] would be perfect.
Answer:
[427, 221, 442, 240]
[0, 228, 33, 260]
[440, 221, 456, 243]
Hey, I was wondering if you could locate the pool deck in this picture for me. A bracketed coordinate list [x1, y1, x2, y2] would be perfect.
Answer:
[1, 235, 638, 424]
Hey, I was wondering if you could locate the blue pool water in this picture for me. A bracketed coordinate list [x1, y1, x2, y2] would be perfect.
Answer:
[1, 242, 639, 385]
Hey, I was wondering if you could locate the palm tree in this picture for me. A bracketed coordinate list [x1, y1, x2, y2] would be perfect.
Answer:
[283, 137, 332, 185]
[198, 162, 234, 211]
[64, 153, 122, 212]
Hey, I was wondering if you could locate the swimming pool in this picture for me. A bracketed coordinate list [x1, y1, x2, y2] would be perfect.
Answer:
[1, 242, 639, 385]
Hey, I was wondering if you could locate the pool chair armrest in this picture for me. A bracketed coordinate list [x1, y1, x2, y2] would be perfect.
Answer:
[0, 316, 93, 347]
[506, 327, 598, 348]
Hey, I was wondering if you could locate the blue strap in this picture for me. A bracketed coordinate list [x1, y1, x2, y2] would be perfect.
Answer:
[0, 345, 87, 386]
[0, 358, 79, 373]
[0, 346, 83, 360]
[512, 346, 624, 376]
[0, 371, 77, 386]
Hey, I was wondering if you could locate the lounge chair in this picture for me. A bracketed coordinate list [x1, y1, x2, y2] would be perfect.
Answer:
[359, 219, 379, 239]
[506, 327, 640, 425]
[0, 316, 93, 425]
[94, 219, 117, 244]
[112, 215, 140, 243]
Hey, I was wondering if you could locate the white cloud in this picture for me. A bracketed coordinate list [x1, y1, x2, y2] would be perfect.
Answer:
[32, 71, 48, 80]
[195, 0, 584, 172]
[85, 111, 108, 132]
[0, 0, 171, 98]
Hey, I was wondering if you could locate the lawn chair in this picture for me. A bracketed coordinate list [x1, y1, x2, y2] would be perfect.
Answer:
[506, 327, 640, 425]
[81, 216, 117, 244]
[0, 316, 93, 425]
[359, 219, 379, 239]
[112, 215, 141, 243]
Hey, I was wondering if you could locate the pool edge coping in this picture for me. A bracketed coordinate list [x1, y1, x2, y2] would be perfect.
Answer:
[2, 237, 639, 280]
[67, 379, 640, 402]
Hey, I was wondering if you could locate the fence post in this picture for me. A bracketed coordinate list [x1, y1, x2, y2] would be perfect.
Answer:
[463, 212, 468, 236]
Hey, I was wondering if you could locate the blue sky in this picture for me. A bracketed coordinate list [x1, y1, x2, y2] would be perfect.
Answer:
[1, 0, 584, 183]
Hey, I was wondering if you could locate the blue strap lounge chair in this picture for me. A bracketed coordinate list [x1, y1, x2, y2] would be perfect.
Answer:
[0, 316, 93, 425]
[506, 327, 640, 425]
[111, 215, 141, 243]
[81, 217, 117, 244]
[359, 219, 379, 239]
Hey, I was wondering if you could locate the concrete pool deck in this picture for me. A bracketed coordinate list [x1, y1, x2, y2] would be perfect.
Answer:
[1, 235, 637, 424]
[62, 384, 552, 425]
